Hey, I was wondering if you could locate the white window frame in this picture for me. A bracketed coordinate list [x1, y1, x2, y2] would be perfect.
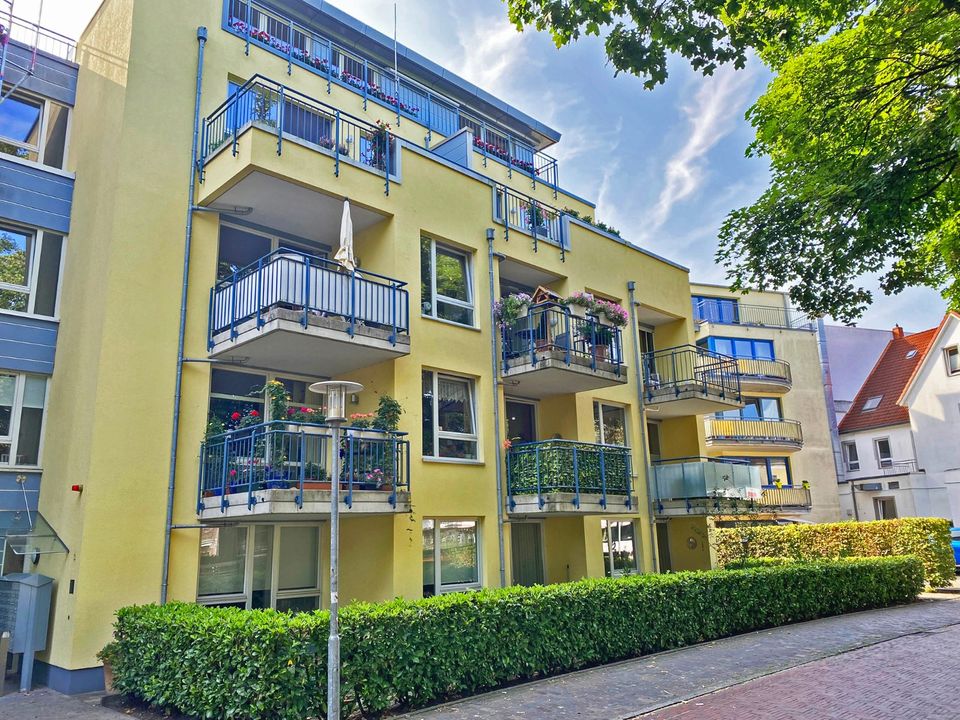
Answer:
[593, 400, 629, 447]
[601, 519, 638, 577]
[209, 367, 327, 421]
[874, 437, 893, 468]
[421, 236, 475, 328]
[873, 496, 897, 520]
[423, 370, 479, 461]
[0, 372, 49, 469]
[0, 85, 71, 170]
[422, 518, 482, 595]
[197, 523, 323, 610]
[0, 222, 66, 320]
[505, 396, 538, 444]
[842, 441, 860, 471]
[945, 346, 959, 376]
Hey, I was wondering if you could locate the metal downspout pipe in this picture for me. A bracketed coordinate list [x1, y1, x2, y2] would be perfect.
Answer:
[487, 228, 507, 588]
[161, 26, 207, 604]
[627, 281, 659, 572]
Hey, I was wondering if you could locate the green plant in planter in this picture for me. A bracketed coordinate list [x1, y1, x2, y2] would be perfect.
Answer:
[494, 293, 533, 327]
[204, 415, 226, 441]
[349, 412, 376, 429]
[260, 380, 288, 422]
[372, 395, 403, 432]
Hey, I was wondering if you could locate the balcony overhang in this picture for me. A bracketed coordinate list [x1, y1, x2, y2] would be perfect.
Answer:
[210, 308, 410, 377]
[508, 492, 638, 516]
[503, 351, 627, 397]
[644, 386, 743, 418]
[199, 487, 411, 522]
[738, 375, 792, 394]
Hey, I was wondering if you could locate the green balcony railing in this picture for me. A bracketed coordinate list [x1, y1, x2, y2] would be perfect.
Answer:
[506, 440, 632, 511]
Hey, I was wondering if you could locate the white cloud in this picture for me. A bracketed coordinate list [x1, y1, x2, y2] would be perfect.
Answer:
[643, 65, 756, 237]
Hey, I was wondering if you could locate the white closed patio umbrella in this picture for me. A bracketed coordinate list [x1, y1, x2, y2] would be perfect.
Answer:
[334, 198, 356, 273]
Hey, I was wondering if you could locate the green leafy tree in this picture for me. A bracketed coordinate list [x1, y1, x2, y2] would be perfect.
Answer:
[505, 0, 960, 321]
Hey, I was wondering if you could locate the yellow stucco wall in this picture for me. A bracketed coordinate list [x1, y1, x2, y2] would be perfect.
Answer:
[35, 0, 728, 674]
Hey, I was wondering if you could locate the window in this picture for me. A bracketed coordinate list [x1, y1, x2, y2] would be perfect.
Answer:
[601, 520, 638, 577]
[862, 395, 882, 411]
[422, 519, 480, 596]
[646, 421, 661, 463]
[422, 370, 478, 460]
[421, 236, 474, 326]
[217, 221, 328, 281]
[208, 368, 327, 430]
[0, 87, 69, 169]
[946, 347, 959, 376]
[0, 373, 47, 467]
[728, 456, 793, 486]
[703, 337, 774, 360]
[874, 497, 897, 520]
[0, 224, 64, 317]
[874, 438, 893, 468]
[842, 441, 860, 471]
[198, 524, 322, 610]
[593, 402, 627, 446]
[716, 396, 782, 421]
[639, 327, 655, 356]
[692, 296, 739, 324]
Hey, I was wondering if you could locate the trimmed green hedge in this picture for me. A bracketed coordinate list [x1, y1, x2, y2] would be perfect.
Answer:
[714, 517, 954, 588]
[110, 557, 922, 719]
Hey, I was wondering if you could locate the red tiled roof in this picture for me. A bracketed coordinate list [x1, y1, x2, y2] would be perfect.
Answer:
[838, 325, 940, 433]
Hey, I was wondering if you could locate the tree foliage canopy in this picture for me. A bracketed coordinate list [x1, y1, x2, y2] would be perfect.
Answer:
[506, 0, 960, 321]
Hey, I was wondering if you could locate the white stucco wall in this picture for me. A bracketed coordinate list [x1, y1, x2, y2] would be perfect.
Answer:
[903, 315, 960, 525]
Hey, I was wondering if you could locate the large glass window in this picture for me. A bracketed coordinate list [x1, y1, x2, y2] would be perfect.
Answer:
[422, 519, 480, 596]
[692, 296, 739, 324]
[593, 402, 627, 446]
[727, 456, 793, 486]
[0, 87, 69, 169]
[208, 368, 328, 431]
[217, 222, 328, 281]
[197, 524, 321, 611]
[946, 347, 959, 376]
[703, 337, 774, 360]
[874, 438, 893, 468]
[0, 372, 47, 467]
[0, 224, 63, 317]
[601, 520, 637, 577]
[420, 236, 474, 326]
[422, 370, 478, 460]
[716, 396, 782, 421]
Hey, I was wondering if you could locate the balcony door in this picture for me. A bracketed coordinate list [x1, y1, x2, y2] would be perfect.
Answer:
[506, 399, 536, 444]
[511, 522, 545, 587]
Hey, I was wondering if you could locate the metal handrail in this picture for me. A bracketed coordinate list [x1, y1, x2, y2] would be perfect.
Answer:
[208, 248, 410, 348]
[759, 486, 812, 508]
[693, 300, 814, 330]
[643, 345, 741, 403]
[736, 357, 792, 384]
[0, 14, 76, 62]
[506, 439, 633, 511]
[198, 421, 410, 512]
[704, 417, 804, 445]
[222, 0, 557, 186]
[500, 302, 624, 375]
[494, 185, 568, 258]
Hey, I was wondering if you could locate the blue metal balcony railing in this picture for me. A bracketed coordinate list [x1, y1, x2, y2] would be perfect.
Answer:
[643, 345, 741, 404]
[198, 421, 410, 512]
[223, 0, 559, 191]
[693, 301, 815, 330]
[202, 76, 398, 194]
[652, 457, 764, 509]
[506, 439, 633, 511]
[501, 302, 625, 376]
[494, 185, 569, 258]
[208, 249, 409, 348]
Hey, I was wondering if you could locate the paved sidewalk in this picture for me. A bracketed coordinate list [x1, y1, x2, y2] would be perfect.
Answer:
[0, 689, 117, 719]
[641, 622, 959, 719]
[399, 597, 960, 719]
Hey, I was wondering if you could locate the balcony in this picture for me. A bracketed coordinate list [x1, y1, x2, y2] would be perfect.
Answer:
[506, 440, 636, 515]
[198, 421, 410, 521]
[208, 250, 410, 377]
[500, 303, 627, 397]
[494, 186, 569, 259]
[0, 14, 76, 62]
[222, 1, 559, 188]
[652, 457, 811, 515]
[704, 417, 804, 451]
[736, 358, 792, 393]
[643, 346, 743, 418]
[694, 301, 815, 331]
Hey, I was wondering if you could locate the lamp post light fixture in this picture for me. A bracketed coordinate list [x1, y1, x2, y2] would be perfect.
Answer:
[308, 380, 363, 720]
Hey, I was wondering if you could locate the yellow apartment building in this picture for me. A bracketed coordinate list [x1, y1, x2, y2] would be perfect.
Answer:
[19, 0, 835, 691]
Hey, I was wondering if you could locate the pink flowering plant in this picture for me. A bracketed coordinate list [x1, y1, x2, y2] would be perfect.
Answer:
[494, 293, 533, 327]
[562, 291, 595, 309]
[594, 299, 629, 327]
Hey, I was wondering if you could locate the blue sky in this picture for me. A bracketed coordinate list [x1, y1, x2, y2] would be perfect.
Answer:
[32, 0, 950, 331]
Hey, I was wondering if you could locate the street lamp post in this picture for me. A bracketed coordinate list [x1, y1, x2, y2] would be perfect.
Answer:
[309, 380, 364, 720]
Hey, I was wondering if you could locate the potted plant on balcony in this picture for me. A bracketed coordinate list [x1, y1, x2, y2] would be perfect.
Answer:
[493, 293, 532, 328]
[593, 299, 629, 328]
[367, 119, 395, 172]
[300, 463, 331, 491]
[562, 291, 593, 319]
[582, 324, 615, 362]
[348, 412, 381, 441]
[372, 394, 403, 432]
